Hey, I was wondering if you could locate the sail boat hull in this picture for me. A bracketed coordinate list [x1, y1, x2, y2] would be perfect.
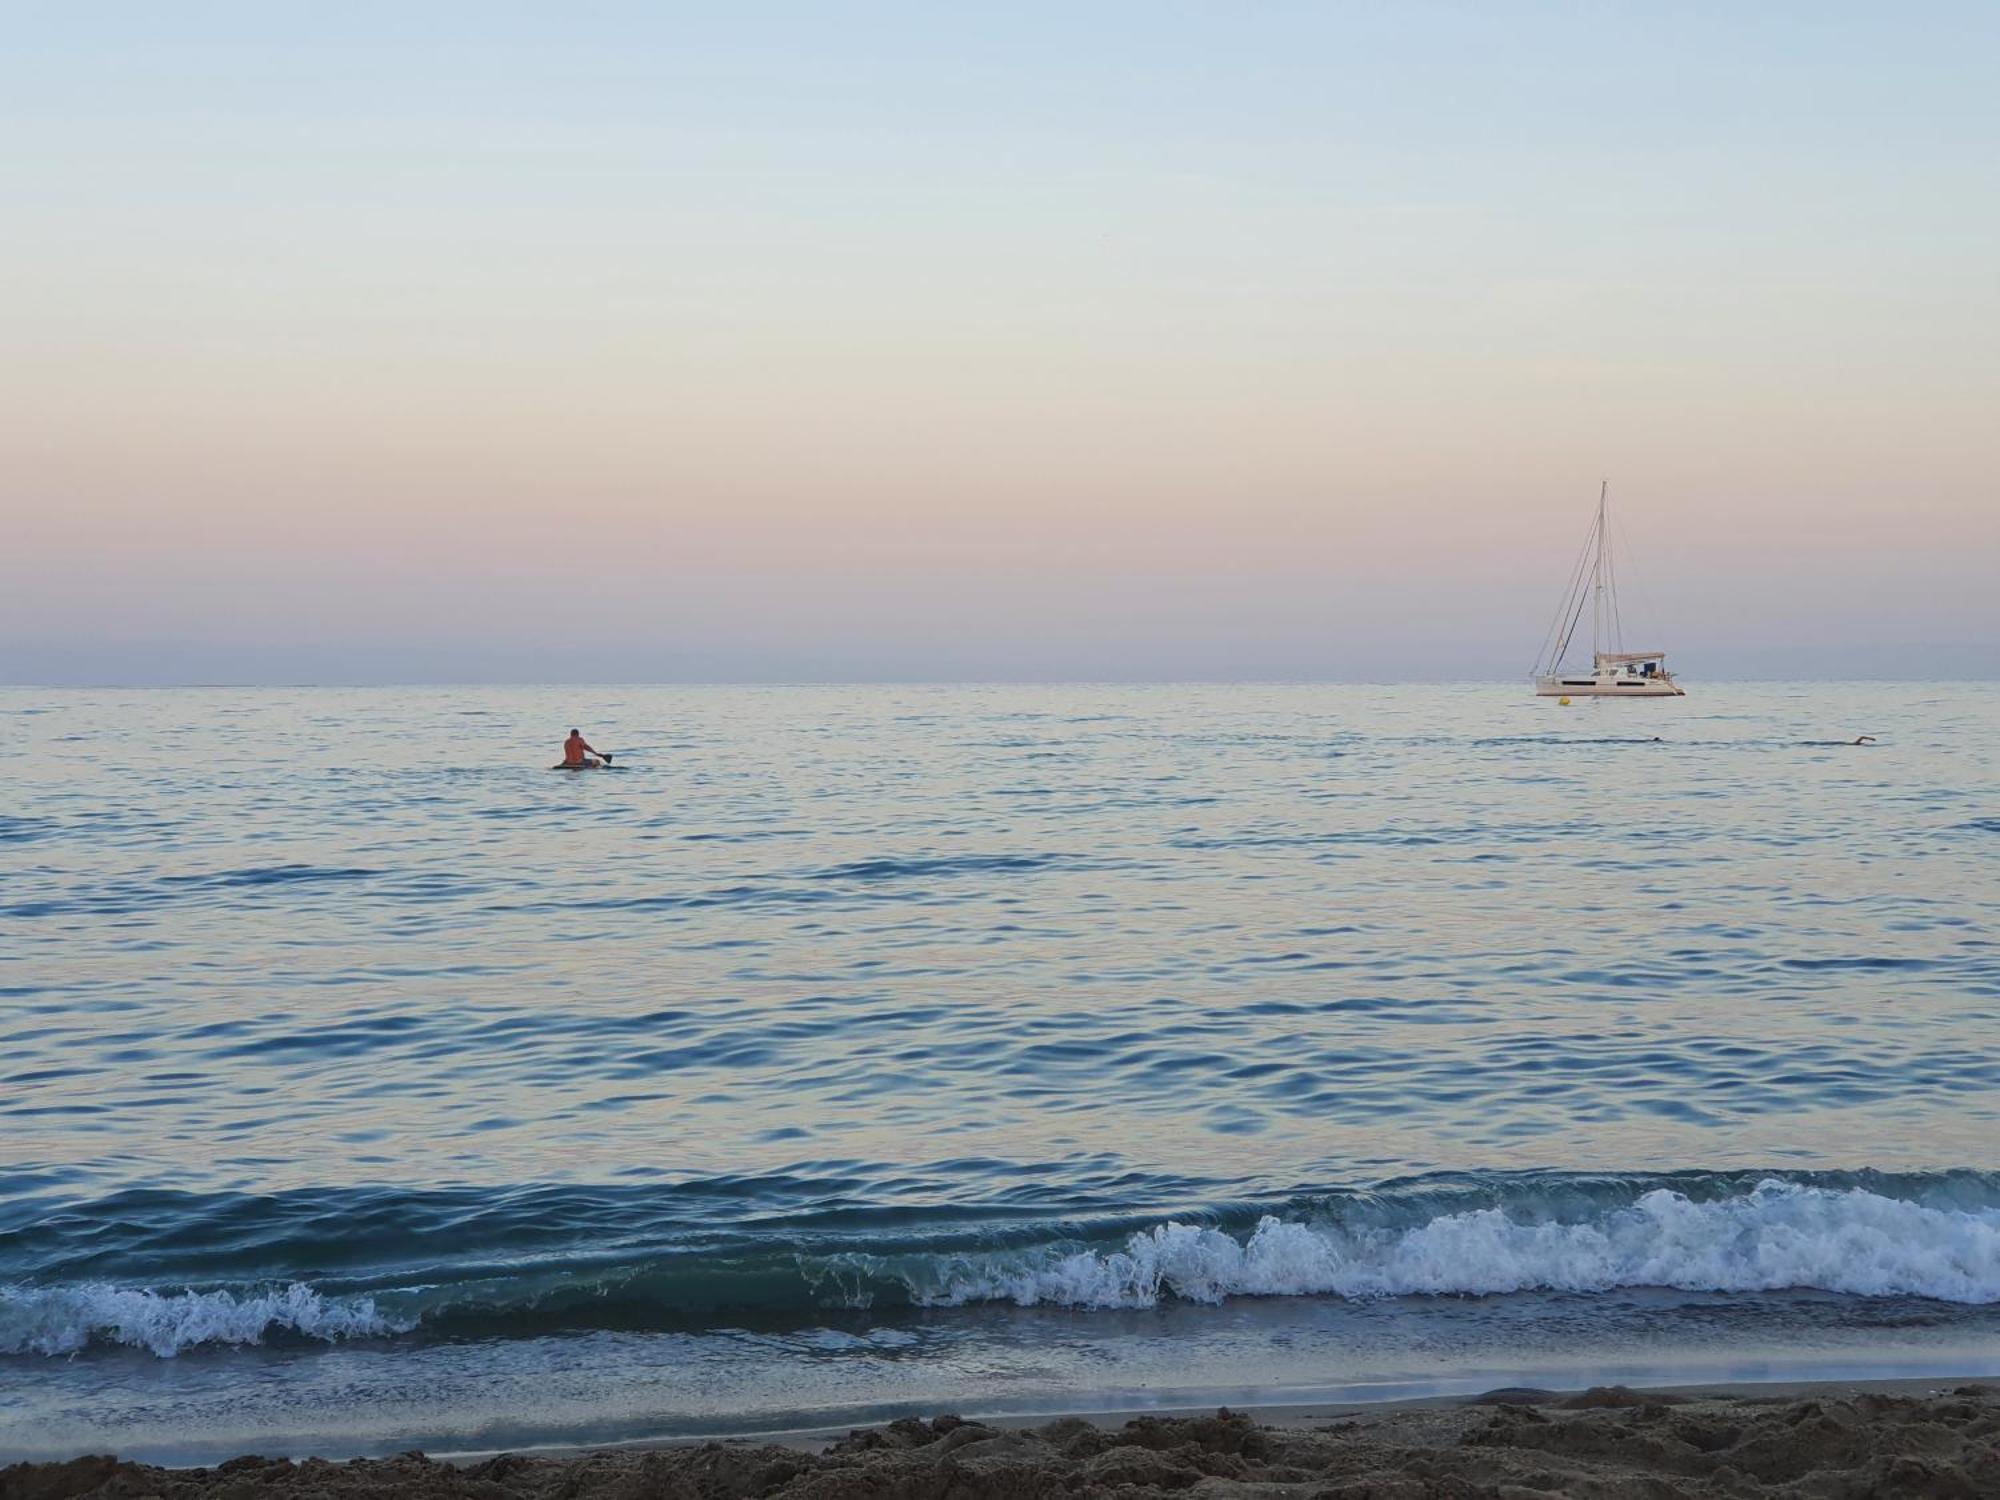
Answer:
[1535, 672, 1684, 697]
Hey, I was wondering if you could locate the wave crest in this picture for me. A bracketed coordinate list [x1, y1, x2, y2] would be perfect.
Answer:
[0, 1281, 406, 1357]
[892, 1181, 2000, 1309]
[6, 1178, 1999, 1358]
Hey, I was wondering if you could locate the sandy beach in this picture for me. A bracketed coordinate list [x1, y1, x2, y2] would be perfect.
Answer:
[9, 1381, 1996, 1498]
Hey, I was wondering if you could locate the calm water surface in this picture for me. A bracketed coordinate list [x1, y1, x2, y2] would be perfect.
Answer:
[3, 684, 1996, 1459]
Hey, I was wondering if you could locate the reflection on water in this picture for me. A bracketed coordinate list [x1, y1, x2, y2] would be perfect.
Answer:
[3, 683, 1996, 1456]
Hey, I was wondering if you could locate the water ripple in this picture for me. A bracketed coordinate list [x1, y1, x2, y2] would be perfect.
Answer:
[3, 682, 1996, 1374]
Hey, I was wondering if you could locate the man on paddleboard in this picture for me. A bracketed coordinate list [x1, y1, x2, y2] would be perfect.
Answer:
[561, 729, 604, 768]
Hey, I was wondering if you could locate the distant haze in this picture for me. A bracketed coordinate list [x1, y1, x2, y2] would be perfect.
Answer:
[5, 5, 1996, 685]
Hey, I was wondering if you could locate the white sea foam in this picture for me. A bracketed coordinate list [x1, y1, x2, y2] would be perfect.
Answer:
[10, 1181, 1998, 1358]
[0, 1281, 406, 1357]
[906, 1181, 2000, 1309]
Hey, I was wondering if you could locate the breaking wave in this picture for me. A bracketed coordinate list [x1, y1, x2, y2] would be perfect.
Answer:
[0, 1282, 404, 1358]
[5, 1176, 1998, 1358]
[881, 1180, 2000, 1310]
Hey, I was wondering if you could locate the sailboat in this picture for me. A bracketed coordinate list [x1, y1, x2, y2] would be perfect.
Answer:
[1532, 483, 1684, 698]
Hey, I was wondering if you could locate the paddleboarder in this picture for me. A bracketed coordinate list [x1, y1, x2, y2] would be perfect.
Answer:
[561, 729, 605, 768]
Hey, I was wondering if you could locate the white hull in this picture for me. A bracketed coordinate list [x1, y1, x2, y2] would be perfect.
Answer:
[1536, 673, 1683, 698]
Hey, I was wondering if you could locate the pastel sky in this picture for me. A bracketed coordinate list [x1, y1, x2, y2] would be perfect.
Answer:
[5, 3, 1996, 683]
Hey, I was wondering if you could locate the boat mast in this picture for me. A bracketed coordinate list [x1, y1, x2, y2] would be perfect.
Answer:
[1591, 480, 1607, 662]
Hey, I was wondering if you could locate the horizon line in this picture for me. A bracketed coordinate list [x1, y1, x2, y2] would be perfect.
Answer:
[6, 674, 1997, 691]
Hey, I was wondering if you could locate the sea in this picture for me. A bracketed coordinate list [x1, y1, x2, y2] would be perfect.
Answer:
[3, 683, 1997, 1464]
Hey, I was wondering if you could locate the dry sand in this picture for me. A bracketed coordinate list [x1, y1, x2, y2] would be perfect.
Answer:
[6, 1383, 1996, 1498]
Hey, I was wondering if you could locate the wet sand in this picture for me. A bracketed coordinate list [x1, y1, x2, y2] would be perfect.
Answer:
[7, 1382, 1997, 1498]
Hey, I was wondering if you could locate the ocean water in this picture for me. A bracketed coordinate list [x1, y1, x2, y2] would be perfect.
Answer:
[3, 683, 1997, 1462]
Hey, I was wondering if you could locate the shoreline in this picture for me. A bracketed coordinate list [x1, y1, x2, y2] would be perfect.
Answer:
[434, 1373, 2000, 1463]
[430, 1376, 1992, 1472]
[13, 1320, 1996, 1469]
[11, 1376, 1996, 1497]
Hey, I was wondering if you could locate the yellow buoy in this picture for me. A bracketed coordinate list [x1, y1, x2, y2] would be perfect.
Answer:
[1558, 696, 1571, 706]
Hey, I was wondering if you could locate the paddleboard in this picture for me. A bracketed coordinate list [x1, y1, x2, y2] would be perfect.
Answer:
[550, 762, 622, 771]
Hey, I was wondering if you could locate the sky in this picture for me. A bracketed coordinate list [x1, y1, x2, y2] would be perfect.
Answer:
[4, 2, 1997, 683]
